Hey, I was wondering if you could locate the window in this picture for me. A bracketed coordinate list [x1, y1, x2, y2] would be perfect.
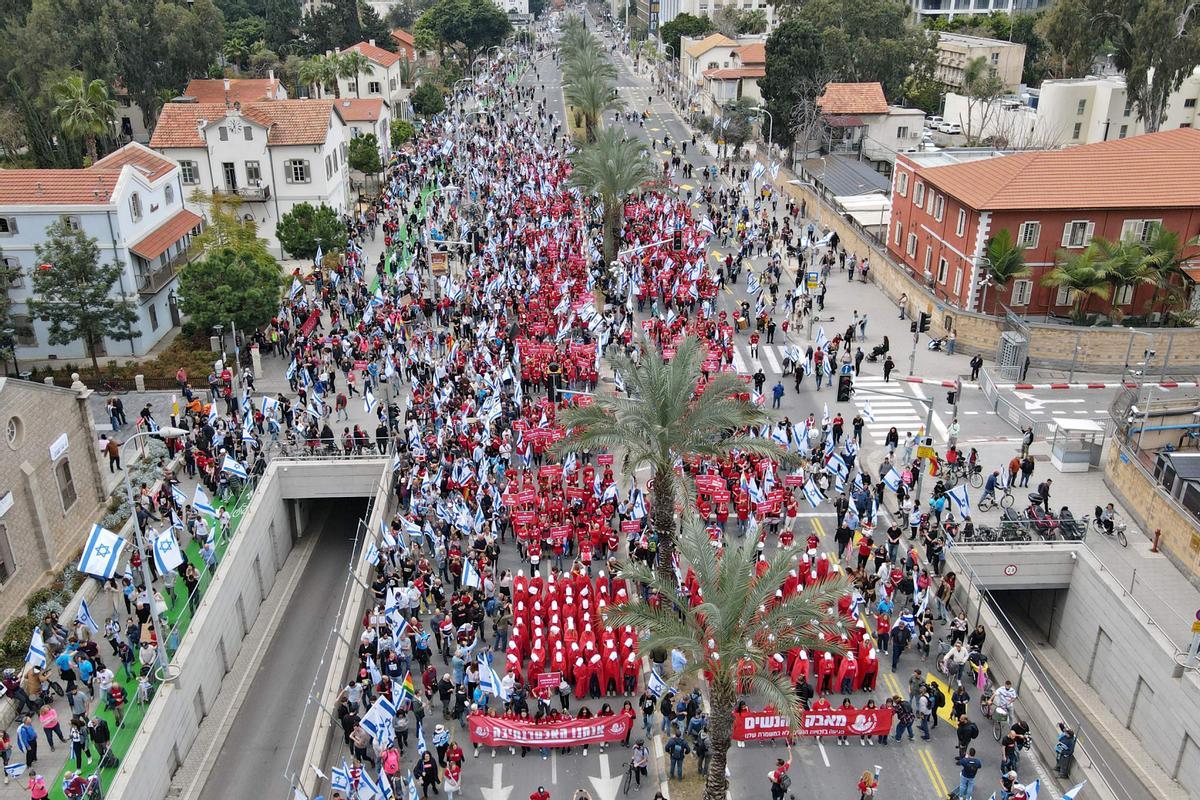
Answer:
[1072, 122, 1082, 139]
[55, 458, 77, 512]
[897, 126, 909, 140]
[955, 209, 967, 237]
[1123, 98, 1133, 117]
[953, 267, 963, 295]
[1018, 221, 1040, 248]
[0, 217, 14, 235]
[1076, 99, 1087, 115]
[286, 159, 310, 183]
[1011, 279, 1033, 306]
[906, 232, 918, 258]
[1121, 219, 1162, 243]
[164, 184, 174, 205]
[914, 182, 925, 206]
[149, 303, 159, 331]
[897, 172, 909, 196]
[244, 127, 253, 141]
[246, 161, 261, 183]
[332, 150, 338, 171]
[990, 52, 999, 64]
[923, 245, 933, 275]
[389, 77, 397, 91]
[11, 314, 35, 345]
[61, 215, 81, 231]
[369, 81, 382, 94]
[0, 524, 15, 585]
[1119, 124, 1128, 139]
[1, 257, 22, 289]
[130, 192, 142, 221]
[894, 221, 903, 246]
[4, 417, 20, 450]
[1115, 284, 1134, 306]
[180, 160, 198, 185]
[1062, 220, 1094, 248]
[218, 126, 229, 141]
[936, 257, 948, 284]
[1055, 286, 1076, 306]
[325, 154, 332, 179]
[1185, 98, 1197, 108]
[932, 194, 944, 222]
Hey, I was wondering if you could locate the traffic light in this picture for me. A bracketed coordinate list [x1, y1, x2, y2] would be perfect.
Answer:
[672, 230, 683, 250]
[837, 374, 853, 402]
[918, 312, 932, 333]
[910, 321, 918, 334]
[947, 390, 957, 405]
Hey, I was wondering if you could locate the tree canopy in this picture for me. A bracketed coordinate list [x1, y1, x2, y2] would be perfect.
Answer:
[178, 245, 285, 333]
[348, 133, 383, 176]
[758, 18, 827, 147]
[410, 82, 447, 116]
[658, 13, 714, 59]
[276, 202, 346, 259]
[414, 0, 512, 64]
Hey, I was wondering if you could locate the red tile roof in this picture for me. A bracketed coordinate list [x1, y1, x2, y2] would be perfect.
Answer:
[184, 78, 284, 104]
[391, 29, 415, 49]
[908, 128, 1200, 210]
[818, 82, 888, 116]
[129, 209, 203, 260]
[0, 143, 176, 206]
[346, 41, 402, 67]
[734, 43, 765, 65]
[336, 98, 388, 122]
[703, 67, 766, 80]
[152, 100, 341, 148]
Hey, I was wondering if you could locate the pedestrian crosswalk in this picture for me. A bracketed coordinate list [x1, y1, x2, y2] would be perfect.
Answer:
[852, 375, 928, 444]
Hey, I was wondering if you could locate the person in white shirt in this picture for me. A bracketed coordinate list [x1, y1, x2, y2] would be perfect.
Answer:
[995, 681, 1018, 714]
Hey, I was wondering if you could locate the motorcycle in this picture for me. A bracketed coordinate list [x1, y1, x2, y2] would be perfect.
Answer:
[1022, 494, 1059, 539]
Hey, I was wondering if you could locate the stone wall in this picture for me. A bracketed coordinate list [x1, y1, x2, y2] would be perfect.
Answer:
[778, 174, 1200, 372]
[1104, 442, 1200, 585]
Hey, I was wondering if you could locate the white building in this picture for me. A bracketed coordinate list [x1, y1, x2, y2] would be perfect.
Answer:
[911, 0, 1050, 23]
[150, 98, 351, 258]
[0, 143, 199, 361]
[942, 68, 1200, 148]
[817, 82, 927, 170]
[336, 41, 412, 119]
[654, 0, 779, 32]
[935, 32, 1026, 92]
[698, 42, 766, 118]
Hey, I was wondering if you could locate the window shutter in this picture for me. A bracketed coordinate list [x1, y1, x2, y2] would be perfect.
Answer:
[1120, 219, 1139, 242]
[1061, 222, 1073, 247]
[1084, 222, 1095, 245]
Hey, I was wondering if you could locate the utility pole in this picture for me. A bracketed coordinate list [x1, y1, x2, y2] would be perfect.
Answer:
[912, 398, 936, 504]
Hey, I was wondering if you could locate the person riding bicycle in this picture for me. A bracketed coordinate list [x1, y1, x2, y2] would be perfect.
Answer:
[631, 740, 649, 788]
[995, 681, 1018, 716]
[1100, 503, 1116, 534]
[981, 470, 1000, 504]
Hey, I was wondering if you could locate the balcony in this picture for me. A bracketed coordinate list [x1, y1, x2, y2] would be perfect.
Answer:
[236, 182, 271, 202]
[135, 234, 204, 296]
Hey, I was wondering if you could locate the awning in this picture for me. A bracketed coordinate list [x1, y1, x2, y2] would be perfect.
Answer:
[129, 209, 202, 260]
[1182, 264, 1200, 282]
[824, 115, 864, 127]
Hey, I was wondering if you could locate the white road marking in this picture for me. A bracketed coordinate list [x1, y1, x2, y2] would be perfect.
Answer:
[552, 749, 558, 784]
[480, 763, 514, 800]
[763, 347, 781, 373]
[817, 738, 830, 767]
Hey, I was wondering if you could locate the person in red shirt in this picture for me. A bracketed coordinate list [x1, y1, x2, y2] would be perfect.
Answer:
[768, 748, 792, 800]
[530, 787, 551, 800]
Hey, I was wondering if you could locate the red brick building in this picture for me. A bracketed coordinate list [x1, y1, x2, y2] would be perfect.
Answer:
[886, 128, 1200, 317]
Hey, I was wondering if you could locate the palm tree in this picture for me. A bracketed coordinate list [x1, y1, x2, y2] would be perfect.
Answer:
[557, 336, 789, 585]
[397, 58, 428, 89]
[299, 55, 336, 98]
[338, 50, 373, 99]
[563, 72, 622, 141]
[568, 126, 655, 264]
[1042, 247, 1110, 322]
[980, 229, 1030, 312]
[605, 517, 845, 800]
[1138, 223, 1196, 319]
[1091, 237, 1154, 319]
[50, 74, 116, 165]
[562, 45, 617, 87]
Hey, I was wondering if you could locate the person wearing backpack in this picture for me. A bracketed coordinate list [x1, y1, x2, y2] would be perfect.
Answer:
[890, 623, 911, 671]
[929, 682, 946, 730]
[665, 732, 690, 779]
[893, 695, 916, 742]
[956, 715, 980, 760]
[768, 749, 792, 800]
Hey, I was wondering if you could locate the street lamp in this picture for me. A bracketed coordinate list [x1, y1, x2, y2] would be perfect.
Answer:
[753, 106, 774, 158]
[121, 426, 189, 683]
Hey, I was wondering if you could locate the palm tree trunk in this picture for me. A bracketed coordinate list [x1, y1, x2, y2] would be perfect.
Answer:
[703, 676, 736, 800]
[602, 203, 621, 266]
[651, 466, 675, 588]
[85, 134, 97, 166]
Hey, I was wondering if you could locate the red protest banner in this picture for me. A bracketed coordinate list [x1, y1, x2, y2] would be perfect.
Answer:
[597, 454, 614, 466]
[516, 490, 537, 505]
[511, 511, 537, 525]
[539, 464, 564, 480]
[694, 475, 726, 494]
[784, 475, 805, 487]
[731, 708, 893, 741]
[537, 671, 562, 690]
[565, 486, 586, 501]
[353, 360, 369, 371]
[299, 309, 320, 337]
[620, 520, 643, 533]
[548, 525, 572, 542]
[468, 710, 634, 748]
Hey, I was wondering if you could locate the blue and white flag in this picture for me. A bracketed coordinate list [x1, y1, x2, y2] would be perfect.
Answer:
[193, 484, 216, 516]
[222, 454, 249, 480]
[802, 479, 826, 509]
[815, 326, 829, 350]
[477, 653, 509, 701]
[261, 395, 280, 418]
[364, 540, 381, 566]
[360, 695, 398, 744]
[359, 771, 383, 800]
[285, 359, 297, 382]
[78, 524, 127, 580]
[153, 529, 185, 574]
[290, 277, 303, 298]
[825, 454, 848, 478]
[1024, 780, 1041, 800]
[947, 483, 971, 520]
[171, 483, 188, 508]
[647, 668, 676, 698]
[750, 161, 765, 181]
[25, 627, 46, 668]
[883, 467, 902, 491]
[76, 598, 99, 634]
[462, 557, 482, 589]
[407, 773, 421, 800]
[364, 388, 379, 416]
[331, 762, 352, 793]
[3, 763, 25, 779]
[1061, 781, 1087, 800]
[416, 722, 427, 755]
[862, 401, 875, 424]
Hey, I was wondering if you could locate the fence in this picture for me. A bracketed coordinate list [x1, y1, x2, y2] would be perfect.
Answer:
[978, 367, 1056, 438]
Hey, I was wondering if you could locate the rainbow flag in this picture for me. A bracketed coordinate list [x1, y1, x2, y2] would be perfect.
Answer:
[398, 670, 416, 702]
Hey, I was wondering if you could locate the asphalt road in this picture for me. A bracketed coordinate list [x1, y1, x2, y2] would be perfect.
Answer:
[197, 499, 364, 800]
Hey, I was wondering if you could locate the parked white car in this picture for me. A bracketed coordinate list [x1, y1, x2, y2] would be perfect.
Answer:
[924, 115, 943, 129]
[937, 121, 963, 135]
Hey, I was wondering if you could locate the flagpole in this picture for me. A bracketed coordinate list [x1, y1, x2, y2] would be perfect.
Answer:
[120, 428, 188, 683]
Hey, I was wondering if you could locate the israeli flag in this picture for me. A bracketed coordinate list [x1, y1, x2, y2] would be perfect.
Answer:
[416, 723, 427, 755]
[207, 404, 219, 425]
[823, 355, 833, 376]
[3, 763, 25, 779]
[630, 489, 647, 520]
[803, 479, 826, 509]
[25, 627, 47, 668]
[261, 395, 280, 418]
[285, 360, 297, 382]
[1061, 781, 1088, 800]
[379, 771, 396, 800]
[862, 401, 875, 424]
[477, 653, 509, 701]
[750, 161, 765, 181]
[170, 483, 188, 509]
[78, 524, 127, 580]
[947, 483, 971, 520]
[360, 695, 398, 744]
[359, 771, 383, 800]
[364, 540, 380, 566]
[290, 276, 303, 298]
[364, 388, 379, 416]
[222, 455, 249, 480]
[883, 467, 902, 491]
[407, 773, 421, 800]
[826, 454, 848, 478]
[815, 327, 829, 349]
[647, 668, 676, 698]
[844, 438, 857, 457]
[193, 484, 216, 516]
[153, 529, 185, 574]
[747, 273, 761, 295]
[76, 598, 99, 634]
[462, 557, 483, 589]
[331, 762, 352, 793]
[1024, 780, 1041, 800]
[822, 403, 830, 427]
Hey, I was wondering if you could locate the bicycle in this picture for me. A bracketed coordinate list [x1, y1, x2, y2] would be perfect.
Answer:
[1084, 507, 1129, 548]
[621, 760, 644, 795]
[977, 486, 1014, 511]
[992, 704, 1013, 741]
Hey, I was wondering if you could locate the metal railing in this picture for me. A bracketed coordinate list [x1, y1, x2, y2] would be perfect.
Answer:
[978, 367, 1056, 437]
